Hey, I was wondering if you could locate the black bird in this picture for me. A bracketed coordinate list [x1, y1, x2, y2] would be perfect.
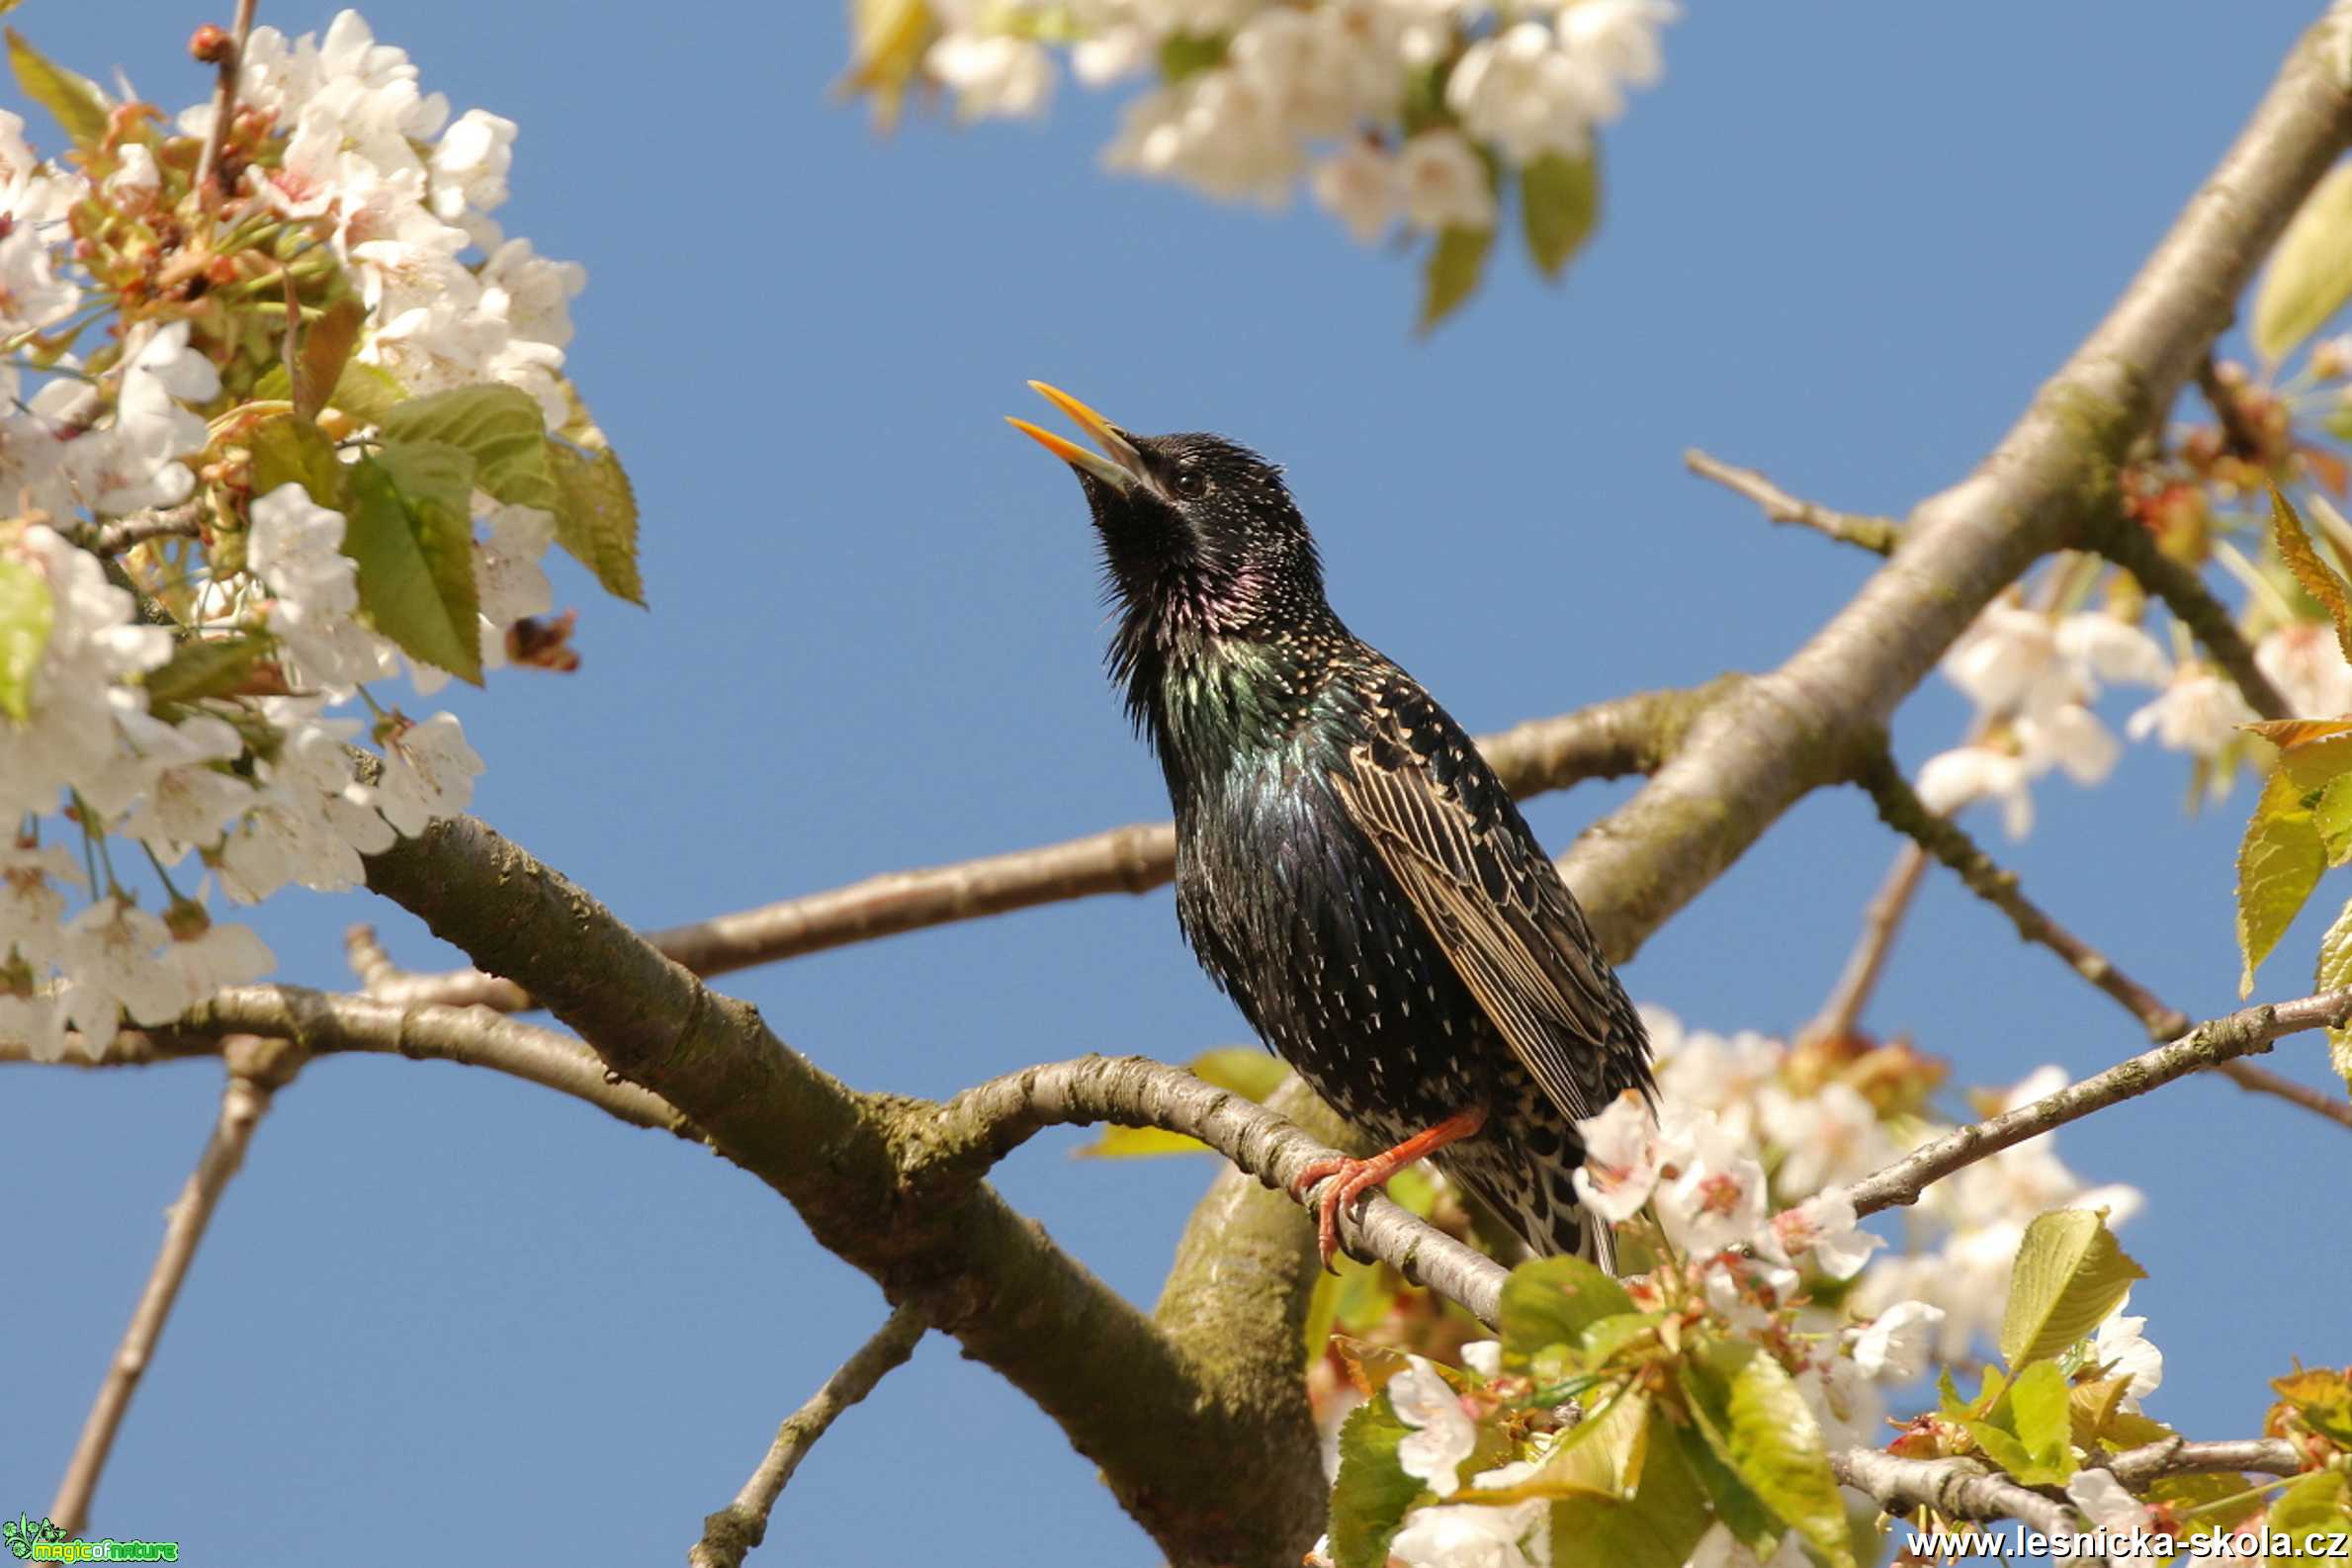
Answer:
[1009, 383, 1655, 1269]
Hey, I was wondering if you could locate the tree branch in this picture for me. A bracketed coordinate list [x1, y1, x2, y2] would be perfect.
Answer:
[355, 810, 1332, 1566]
[1831, 1448, 2074, 1537]
[689, 1303, 927, 1568]
[2103, 1436, 2307, 1488]
[1684, 449, 1902, 556]
[49, 1051, 285, 1534]
[193, 0, 259, 200]
[1559, 15, 2352, 964]
[2079, 504, 2291, 721]
[1847, 988, 2352, 1216]
[2212, 1057, 2352, 1128]
[935, 1055, 1511, 1326]
[353, 682, 1735, 1013]
[1802, 841, 1931, 1046]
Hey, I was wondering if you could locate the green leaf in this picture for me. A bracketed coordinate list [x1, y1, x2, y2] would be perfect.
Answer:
[2269, 1471, 2352, 1553]
[144, 635, 268, 708]
[0, 553, 52, 723]
[1548, 1411, 1713, 1568]
[1498, 1255, 1635, 1369]
[2237, 764, 2327, 997]
[1522, 151, 1600, 280]
[248, 413, 347, 510]
[1997, 1359, 2076, 1485]
[1418, 224, 1495, 334]
[1156, 30, 1226, 82]
[381, 384, 561, 512]
[1328, 1396, 1423, 1568]
[6, 28, 107, 146]
[2255, 163, 2352, 365]
[2273, 1366, 2352, 1447]
[254, 359, 407, 426]
[1674, 1344, 1784, 1563]
[1474, 1386, 1650, 1503]
[2318, 896, 2352, 1093]
[2313, 777, 2352, 867]
[1720, 1344, 1856, 1568]
[547, 436, 646, 606]
[2272, 487, 2352, 665]
[1998, 1209, 2146, 1368]
[345, 442, 483, 684]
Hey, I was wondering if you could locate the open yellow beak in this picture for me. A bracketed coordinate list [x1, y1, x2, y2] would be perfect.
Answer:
[1005, 381, 1146, 491]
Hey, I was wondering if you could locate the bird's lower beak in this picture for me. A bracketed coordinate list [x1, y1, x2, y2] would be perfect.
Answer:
[1006, 381, 1146, 493]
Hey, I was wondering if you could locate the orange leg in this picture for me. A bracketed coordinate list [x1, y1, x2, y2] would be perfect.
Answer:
[1290, 1105, 1489, 1270]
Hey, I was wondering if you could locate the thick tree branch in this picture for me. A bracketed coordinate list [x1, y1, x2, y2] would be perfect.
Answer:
[1684, 449, 1902, 556]
[1848, 989, 2352, 1216]
[1831, 1448, 2074, 1537]
[1560, 16, 2352, 963]
[50, 1051, 285, 1534]
[355, 682, 1735, 1013]
[355, 811, 1327, 1566]
[689, 1303, 927, 1568]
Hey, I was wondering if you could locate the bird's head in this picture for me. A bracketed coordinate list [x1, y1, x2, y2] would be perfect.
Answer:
[1008, 382, 1325, 640]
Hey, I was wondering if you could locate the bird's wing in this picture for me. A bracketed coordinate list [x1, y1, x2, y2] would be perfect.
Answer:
[1330, 684, 1648, 1127]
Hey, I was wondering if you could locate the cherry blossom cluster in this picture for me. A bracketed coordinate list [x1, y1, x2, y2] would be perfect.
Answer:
[0, 11, 611, 1062]
[901, 0, 1676, 246]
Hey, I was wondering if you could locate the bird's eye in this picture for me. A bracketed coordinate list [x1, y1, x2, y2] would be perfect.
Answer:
[1172, 467, 1208, 500]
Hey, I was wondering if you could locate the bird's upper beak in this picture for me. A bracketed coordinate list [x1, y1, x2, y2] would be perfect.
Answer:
[1006, 382, 1148, 494]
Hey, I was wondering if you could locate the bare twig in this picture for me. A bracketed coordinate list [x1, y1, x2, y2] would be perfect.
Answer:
[81, 500, 206, 557]
[1847, 988, 2352, 1216]
[2103, 1435, 2307, 1488]
[2196, 353, 2271, 461]
[1802, 841, 1930, 1046]
[49, 1055, 285, 1533]
[1856, 752, 2194, 1038]
[193, 0, 261, 200]
[1831, 1448, 2074, 1536]
[354, 682, 1736, 1012]
[690, 1304, 927, 1568]
[932, 1054, 1512, 1326]
[1684, 450, 1902, 556]
[2212, 1057, 2352, 1128]
[2082, 506, 2291, 722]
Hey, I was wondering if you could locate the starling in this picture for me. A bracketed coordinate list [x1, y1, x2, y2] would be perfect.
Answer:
[1008, 384, 1656, 1270]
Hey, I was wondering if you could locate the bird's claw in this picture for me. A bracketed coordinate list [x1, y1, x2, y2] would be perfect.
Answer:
[1291, 1156, 1384, 1273]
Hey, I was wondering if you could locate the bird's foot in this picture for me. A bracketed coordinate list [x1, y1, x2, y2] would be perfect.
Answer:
[1289, 1105, 1489, 1271]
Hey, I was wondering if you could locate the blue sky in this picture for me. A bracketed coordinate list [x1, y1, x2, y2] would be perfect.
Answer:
[9, 3, 2348, 1562]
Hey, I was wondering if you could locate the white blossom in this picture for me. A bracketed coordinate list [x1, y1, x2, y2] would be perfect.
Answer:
[374, 712, 484, 835]
[1850, 1299, 1944, 1383]
[2090, 1307, 2163, 1410]
[1389, 1455, 1550, 1568]
[1759, 1083, 1896, 1198]
[1312, 141, 1399, 244]
[0, 839, 83, 967]
[1445, 23, 1609, 165]
[1916, 743, 2036, 838]
[1388, 1355, 1476, 1497]
[2255, 622, 2352, 718]
[1398, 130, 1495, 232]
[1571, 1089, 1660, 1222]
[2127, 667, 2257, 755]
[1654, 1107, 1767, 1258]
[1558, 0, 1678, 96]
[1756, 1188, 1882, 1280]
[58, 899, 186, 1048]
[928, 33, 1056, 121]
[2065, 1467, 2153, 1534]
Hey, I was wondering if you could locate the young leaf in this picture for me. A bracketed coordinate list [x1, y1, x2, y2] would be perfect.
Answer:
[381, 385, 562, 512]
[1419, 225, 1495, 334]
[2271, 487, 2352, 665]
[2271, 1366, 2352, 1447]
[1548, 1411, 1713, 1568]
[2237, 765, 2326, 997]
[1472, 1386, 1651, 1503]
[1998, 1209, 2146, 1368]
[255, 359, 408, 426]
[1498, 1255, 1635, 1368]
[2267, 1471, 2352, 1555]
[248, 413, 348, 510]
[1998, 1359, 2076, 1485]
[548, 436, 646, 606]
[1328, 1397, 1423, 1568]
[2317, 896, 2352, 1093]
[1720, 1345, 1856, 1568]
[293, 298, 367, 423]
[345, 442, 483, 684]
[0, 553, 54, 722]
[5, 28, 107, 146]
[1523, 151, 1600, 280]
[144, 635, 269, 708]
[2253, 163, 2352, 366]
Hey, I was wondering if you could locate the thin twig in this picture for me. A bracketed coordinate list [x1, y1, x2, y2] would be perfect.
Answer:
[2083, 506, 2291, 721]
[353, 682, 1737, 1012]
[1803, 841, 1930, 1046]
[1684, 449, 1902, 556]
[2212, 1057, 2352, 1129]
[689, 1304, 927, 1568]
[81, 500, 206, 557]
[2196, 354, 2270, 461]
[49, 1056, 283, 1533]
[193, 0, 261, 201]
[1847, 988, 2352, 1216]
[1856, 752, 2194, 1038]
